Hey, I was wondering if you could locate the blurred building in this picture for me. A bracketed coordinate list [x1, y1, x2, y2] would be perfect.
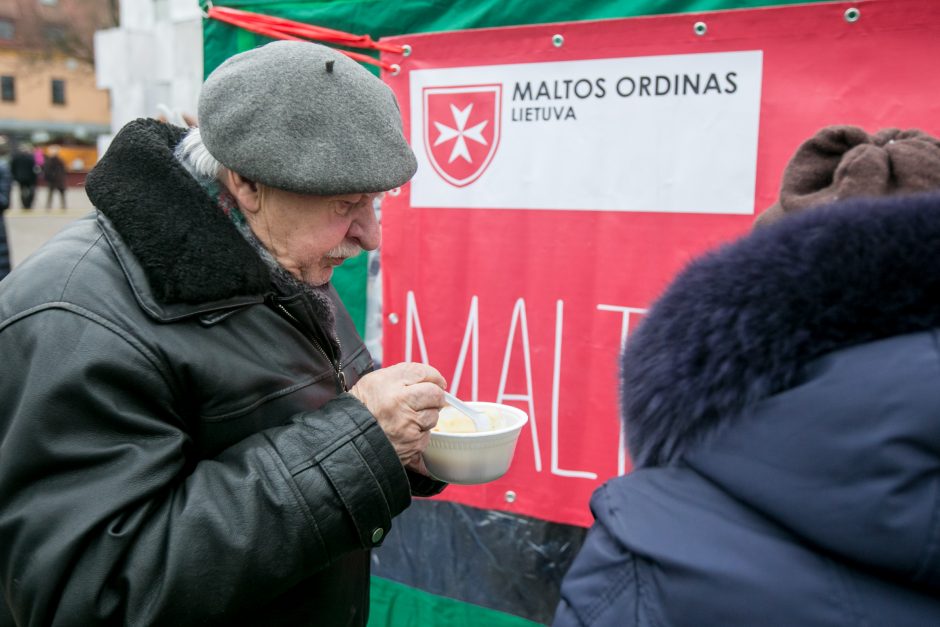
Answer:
[94, 0, 202, 156]
[0, 0, 115, 173]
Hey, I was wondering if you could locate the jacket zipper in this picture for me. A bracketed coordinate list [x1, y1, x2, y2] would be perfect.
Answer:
[275, 303, 347, 392]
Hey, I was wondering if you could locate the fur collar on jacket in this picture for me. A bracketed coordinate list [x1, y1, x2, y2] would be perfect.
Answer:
[85, 119, 270, 304]
[623, 191, 940, 468]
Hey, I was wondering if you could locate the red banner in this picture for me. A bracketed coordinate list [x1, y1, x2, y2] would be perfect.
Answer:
[380, 0, 940, 527]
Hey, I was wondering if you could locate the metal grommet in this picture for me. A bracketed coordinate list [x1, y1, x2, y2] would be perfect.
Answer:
[552, 34, 564, 47]
[504, 490, 517, 503]
[389, 64, 401, 76]
[693, 21, 707, 36]
[401, 44, 412, 57]
[388, 313, 400, 325]
[371, 528, 385, 544]
[844, 7, 860, 23]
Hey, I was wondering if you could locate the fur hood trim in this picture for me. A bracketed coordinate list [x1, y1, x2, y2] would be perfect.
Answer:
[623, 192, 940, 467]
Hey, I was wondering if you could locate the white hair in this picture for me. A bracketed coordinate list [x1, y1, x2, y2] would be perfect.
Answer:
[174, 127, 224, 182]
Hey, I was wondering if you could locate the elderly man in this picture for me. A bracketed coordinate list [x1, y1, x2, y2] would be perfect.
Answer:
[0, 41, 445, 625]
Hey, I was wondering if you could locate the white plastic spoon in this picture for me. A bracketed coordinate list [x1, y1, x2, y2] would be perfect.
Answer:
[442, 391, 490, 432]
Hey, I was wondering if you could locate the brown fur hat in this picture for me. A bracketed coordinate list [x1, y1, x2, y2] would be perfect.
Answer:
[755, 126, 940, 227]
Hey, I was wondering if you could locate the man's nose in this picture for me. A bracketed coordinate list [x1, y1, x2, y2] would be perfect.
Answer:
[349, 199, 381, 251]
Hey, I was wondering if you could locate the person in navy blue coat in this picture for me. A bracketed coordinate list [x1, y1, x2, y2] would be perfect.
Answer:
[554, 126, 940, 627]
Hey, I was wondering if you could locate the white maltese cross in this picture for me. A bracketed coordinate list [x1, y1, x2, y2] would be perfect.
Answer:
[433, 103, 489, 164]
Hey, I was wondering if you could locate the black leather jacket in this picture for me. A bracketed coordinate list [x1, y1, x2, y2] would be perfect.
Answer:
[0, 120, 437, 626]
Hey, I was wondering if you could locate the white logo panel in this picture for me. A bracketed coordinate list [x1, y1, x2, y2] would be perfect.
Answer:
[409, 50, 763, 213]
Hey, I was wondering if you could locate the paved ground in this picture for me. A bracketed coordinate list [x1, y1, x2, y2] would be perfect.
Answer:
[4, 185, 95, 267]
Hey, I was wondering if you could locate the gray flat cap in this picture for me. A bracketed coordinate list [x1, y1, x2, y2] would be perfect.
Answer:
[198, 40, 416, 195]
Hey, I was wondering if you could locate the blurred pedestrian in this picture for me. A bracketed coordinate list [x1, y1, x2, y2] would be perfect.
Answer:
[0, 41, 446, 625]
[554, 126, 940, 626]
[0, 141, 11, 280]
[10, 144, 37, 210]
[42, 145, 67, 210]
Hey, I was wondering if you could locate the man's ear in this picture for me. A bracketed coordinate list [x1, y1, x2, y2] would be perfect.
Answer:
[222, 169, 261, 214]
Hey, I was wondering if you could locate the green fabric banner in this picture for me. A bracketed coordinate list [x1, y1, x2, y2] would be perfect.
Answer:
[203, 0, 826, 77]
[369, 577, 542, 627]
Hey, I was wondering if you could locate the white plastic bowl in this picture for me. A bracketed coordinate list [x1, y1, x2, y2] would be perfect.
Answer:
[423, 401, 529, 485]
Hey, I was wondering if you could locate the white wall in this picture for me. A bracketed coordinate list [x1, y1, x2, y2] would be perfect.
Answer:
[94, 0, 203, 155]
